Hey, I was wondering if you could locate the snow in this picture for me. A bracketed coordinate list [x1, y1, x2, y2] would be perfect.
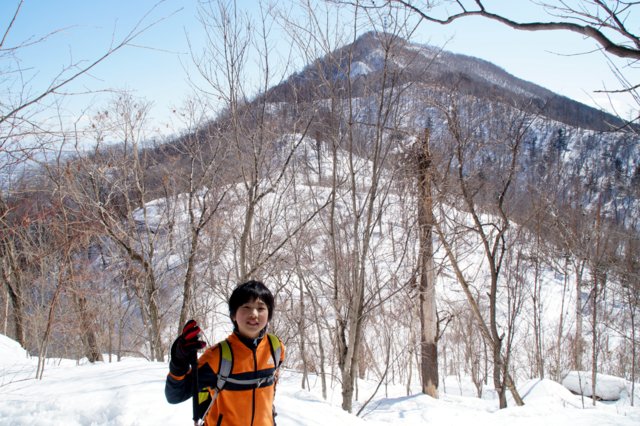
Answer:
[1, 334, 639, 426]
[562, 371, 632, 401]
[350, 61, 372, 78]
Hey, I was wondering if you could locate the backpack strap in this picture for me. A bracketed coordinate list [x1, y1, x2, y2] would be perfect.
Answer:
[266, 333, 283, 423]
[267, 333, 283, 369]
[216, 339, 234, 390]
[198, 339, 233, 421]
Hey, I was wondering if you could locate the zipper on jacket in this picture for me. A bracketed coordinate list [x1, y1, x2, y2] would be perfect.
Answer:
[250, 344, 258, 426]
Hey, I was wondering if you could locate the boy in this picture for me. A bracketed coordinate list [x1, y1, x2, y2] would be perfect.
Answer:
[165, 280, 285, 425]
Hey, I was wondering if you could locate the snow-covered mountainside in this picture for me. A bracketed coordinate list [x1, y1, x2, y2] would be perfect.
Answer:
[268, 31, 629, 132]
[262, 31, 638, 228]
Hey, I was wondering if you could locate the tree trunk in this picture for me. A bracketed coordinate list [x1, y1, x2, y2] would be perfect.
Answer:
[146, 277, 164, 362]
[37, 283, 64, 379]
[3, 277, 26, 347]
[493, 341, 507, 408]
[631, 299, 636, 407]
[3, 291, 8, 336]
[340, 279, 365, 412]
[555, 256, 569, 381]
[1, 245, 27, 347]
[532, 257, 544, 379]
[417, 128, 438, 398]
[299, 279, 309, 389]
[310, 291, 327, 399]
[75, 294, 103, 363]
[574, 260, 585, 370]
[179, 222, 201, 327]
[435, 221, 524, 407]
[590, 269, 601, 406]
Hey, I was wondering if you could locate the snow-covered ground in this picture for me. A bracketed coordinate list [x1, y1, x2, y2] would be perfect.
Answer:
[1, 334, 638, 426]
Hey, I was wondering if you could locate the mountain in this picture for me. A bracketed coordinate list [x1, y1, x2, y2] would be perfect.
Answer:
[254, 31, 638, 231]
[267, 31, 629, 132]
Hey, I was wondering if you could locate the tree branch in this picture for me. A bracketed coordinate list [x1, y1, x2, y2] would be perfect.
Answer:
[388, 0, 640, 60]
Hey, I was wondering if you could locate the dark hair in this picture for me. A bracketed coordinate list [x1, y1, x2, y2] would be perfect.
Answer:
[229, 280, 275, 321]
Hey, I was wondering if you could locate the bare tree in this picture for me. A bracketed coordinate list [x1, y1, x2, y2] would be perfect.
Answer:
[0, 0, 163, 354]
[585, 197, 617, 405]
[60, 94, 172, 362]
[415, 128, 439, 397]
[384, 0, 640, 123]
[0, 161, 109, 376]
[618, 222, 639, 406]
[387, 0, 640, 60]
[45, 160, 104, 365]
[432, 96, 530, 408]
[187, 0, 328, 299]
[552, 200, 590, 370]
[277, 0, 423, 411]
[0, 0, 164, 142]
[166, 99, 233, 328]
[0, 201, 28, 347]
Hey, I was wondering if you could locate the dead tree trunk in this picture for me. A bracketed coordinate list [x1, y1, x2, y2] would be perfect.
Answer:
[0, 232, 27, 347]
[75, 294, 103, 362]
[417, 128, 438, 397]
[573, 259, 586, 370]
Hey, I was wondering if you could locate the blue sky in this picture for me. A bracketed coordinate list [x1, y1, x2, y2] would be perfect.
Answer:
[2, 0, 637, 136]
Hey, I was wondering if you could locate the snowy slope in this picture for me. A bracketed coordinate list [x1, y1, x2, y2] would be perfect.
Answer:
[1, 334, 638, 426]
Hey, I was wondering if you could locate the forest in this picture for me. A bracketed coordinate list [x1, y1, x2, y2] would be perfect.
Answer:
[1, 0, 638, 414]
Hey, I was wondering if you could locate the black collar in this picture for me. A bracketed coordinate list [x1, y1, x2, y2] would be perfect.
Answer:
[233, 328, 266, 349]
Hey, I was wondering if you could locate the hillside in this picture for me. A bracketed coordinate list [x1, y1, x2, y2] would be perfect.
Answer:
[138, 32, 638, 229]
[257, 31, 639, 229]
[266, 31, 629, 132]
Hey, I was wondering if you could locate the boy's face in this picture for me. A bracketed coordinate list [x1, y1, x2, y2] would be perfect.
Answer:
[232, 298, 269, 339]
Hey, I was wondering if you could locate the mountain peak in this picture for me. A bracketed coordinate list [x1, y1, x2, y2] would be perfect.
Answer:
[270, 31, 626, 132]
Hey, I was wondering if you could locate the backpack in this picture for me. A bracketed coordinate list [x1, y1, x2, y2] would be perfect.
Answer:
[197, 333, 283, 420]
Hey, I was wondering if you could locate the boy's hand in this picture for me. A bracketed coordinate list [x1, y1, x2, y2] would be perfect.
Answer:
[169, 319, 206, 376]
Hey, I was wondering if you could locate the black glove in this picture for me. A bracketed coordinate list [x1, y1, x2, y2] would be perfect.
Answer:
[169, 319, 206, 376]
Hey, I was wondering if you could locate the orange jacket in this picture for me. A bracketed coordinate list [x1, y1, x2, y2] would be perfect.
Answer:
[166, 331, 285, 426]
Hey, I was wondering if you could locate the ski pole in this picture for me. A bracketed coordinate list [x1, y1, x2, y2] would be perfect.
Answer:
[191, 351, 201, 426]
